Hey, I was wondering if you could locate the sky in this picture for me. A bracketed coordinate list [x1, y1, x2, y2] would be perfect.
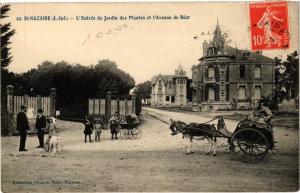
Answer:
[4, 2, 299, 84]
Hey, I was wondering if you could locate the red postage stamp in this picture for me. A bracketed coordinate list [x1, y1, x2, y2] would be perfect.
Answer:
[249, 1, 290, 50]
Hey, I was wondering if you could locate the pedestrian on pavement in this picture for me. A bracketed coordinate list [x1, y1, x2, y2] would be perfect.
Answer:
[17, 105, 30, 151]
[35, 109, 46, 148]
[109, 111, 120, 140]
[94, 118, 103, 142]
[83, 116, 93, 143]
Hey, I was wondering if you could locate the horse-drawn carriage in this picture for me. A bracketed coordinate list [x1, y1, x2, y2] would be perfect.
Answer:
[170, 116, 276, 162]
[119, 114, 142, 139]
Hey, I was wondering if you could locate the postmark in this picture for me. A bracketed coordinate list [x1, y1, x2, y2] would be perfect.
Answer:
[249, 1, 290, 50]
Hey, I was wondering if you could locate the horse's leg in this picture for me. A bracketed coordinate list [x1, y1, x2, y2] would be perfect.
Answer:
[213, 137, 217, 156]
[57, 142, 61, 154]
[53, 142, 57, 154]
[50, 143, 54, 153]
[190, 136, 194, 154]
[186, 137, 192, 154]
[206, 137, 213, 155]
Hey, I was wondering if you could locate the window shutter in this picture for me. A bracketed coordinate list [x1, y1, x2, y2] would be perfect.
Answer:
[226, 66, 229, 82]
[205, 87, 208, 101]
[215, 66, 219, 82]
[226, 84, 229, 101]
[215, 85, 219, 101]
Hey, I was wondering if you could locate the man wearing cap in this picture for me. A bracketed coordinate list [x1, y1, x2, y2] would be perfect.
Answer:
[35, 109, 46, 148]
[17, 105, 30, 151]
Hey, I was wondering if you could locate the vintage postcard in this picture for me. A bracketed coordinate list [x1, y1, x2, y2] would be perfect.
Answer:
[1, 1, 299, 192]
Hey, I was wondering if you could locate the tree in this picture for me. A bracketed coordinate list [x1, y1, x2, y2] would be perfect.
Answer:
[1, 4, 15, 135]
[1, 4, 15, 69]
[9, 60, 136, 118]
[275, 51, 299, 101]
[136, 81, 151, 102]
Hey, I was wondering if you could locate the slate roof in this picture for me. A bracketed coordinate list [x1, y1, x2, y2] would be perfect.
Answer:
[151, 74, 174, 85]
[224, 45, 274, 63]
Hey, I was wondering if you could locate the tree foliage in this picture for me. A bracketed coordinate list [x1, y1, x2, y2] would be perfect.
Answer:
[275, 51, 299, 101]
[1, 4, 15, 135]
[136, 81, 151, 99]
[5, 60, 135, 118]
[1, 4, 15, 69]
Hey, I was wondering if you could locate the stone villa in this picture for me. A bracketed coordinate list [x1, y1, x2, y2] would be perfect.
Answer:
[191, 22, 275, 111]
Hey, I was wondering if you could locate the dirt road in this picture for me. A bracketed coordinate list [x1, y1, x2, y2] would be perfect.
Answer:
[1, 108, 299, 192]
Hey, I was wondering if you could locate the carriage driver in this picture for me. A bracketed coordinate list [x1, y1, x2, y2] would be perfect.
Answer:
[256, 102, 273, 124]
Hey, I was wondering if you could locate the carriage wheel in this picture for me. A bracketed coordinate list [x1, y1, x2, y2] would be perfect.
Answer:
[124, 129, 132, 139]
[131, 128, 142, 139]
[231, 128, 269, 162]
[120, 129, 126, 140]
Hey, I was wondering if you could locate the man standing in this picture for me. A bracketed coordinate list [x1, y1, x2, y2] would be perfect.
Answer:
[35, 109, 46, 148]
[109, 111, 120, 140]
[17, 105, 30, 151]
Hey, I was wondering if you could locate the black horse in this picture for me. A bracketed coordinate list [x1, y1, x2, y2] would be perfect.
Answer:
[169, 119, 218, 155]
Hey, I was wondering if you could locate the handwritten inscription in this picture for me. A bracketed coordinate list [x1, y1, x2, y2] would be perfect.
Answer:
[81, 24, 132, 46]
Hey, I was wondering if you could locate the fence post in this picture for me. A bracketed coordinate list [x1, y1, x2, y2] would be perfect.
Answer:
[50, 88, 56, 117]
[131, 93, 136, 115]
[105, 91, 112, 128]
[125, 99, 128, 115]
[37, 95, 42, 110]
[24, 94, 29, 107]
[117, 99, 120, 114]
[6, 85, 14, 114]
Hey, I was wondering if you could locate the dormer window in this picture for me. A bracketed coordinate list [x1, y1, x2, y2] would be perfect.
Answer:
[158, 80, 162, 87]
[243, 52, 250, 58]
[177, 79, 185, 84]
[168, 80, 172, 89]
[207, 47, 216, 56]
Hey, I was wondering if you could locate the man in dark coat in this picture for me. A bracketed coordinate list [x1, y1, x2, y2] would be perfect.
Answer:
[83, 116, 93, 143]
[17, 105, 30, 151]
[109, 112, 120, 140]
[35, 109, 46, 148]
